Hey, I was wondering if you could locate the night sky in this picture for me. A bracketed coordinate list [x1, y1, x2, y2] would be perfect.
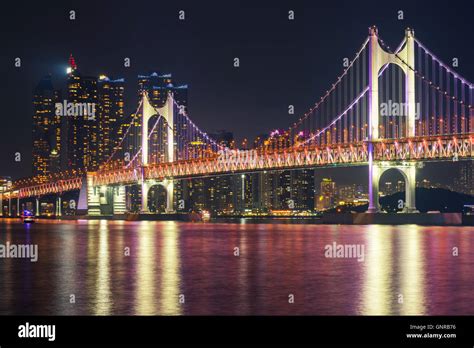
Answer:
[1, 0, 473, 181]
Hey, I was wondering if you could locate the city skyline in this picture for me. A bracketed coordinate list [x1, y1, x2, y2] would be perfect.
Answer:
[32, 55, 190, 176]
[24, 56, 474, 216]
[6, 40, 474, 217]
[1, 1, 473, 181]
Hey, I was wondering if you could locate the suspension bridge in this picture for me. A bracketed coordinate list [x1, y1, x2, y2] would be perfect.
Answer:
[1, 26, 473, 217]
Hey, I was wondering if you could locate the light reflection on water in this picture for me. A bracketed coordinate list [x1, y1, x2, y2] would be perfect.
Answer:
[0, 219, 473, 315]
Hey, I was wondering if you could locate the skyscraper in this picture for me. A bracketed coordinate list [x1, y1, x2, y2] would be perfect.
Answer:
[66, 54, 99, 170]
[291, 169, 314, 210]
[32, 75, 61, 179]
[455, 162, 474, 195]
[273, 170, 292, 209]
[97, 75, 125, 164]
[138, 72, 188, 110]
[317, 178, 336, 210]
[207, 130, 235, 213]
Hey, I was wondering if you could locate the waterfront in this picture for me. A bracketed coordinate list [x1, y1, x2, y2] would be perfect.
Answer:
[0, 219, 473, 315]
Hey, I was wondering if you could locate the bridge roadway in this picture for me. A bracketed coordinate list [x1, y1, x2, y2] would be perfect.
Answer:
[4, 133, 473, 200]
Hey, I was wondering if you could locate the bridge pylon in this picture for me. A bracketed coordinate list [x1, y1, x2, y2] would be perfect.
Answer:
[140, 91, 175, 213]
[367, 26, 417, 213]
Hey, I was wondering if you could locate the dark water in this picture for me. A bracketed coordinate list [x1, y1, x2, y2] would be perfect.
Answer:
[0, 219, 473, 315]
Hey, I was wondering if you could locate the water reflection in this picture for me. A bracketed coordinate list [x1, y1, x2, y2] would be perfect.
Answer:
[361, 225, 394, 315]
[135, 222, 157, 314]
[0, 219, 472, 315]
[56, 223, 77, 314]
[399, 225, 425, 315]
[95, 220, 112, 315]
[159, 222, 182, 315]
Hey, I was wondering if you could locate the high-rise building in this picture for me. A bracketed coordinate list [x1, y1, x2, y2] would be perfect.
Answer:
[251, 171, 273, 212]
[291, 169, 314, 210]
[317, 178, 336, 210]
[273, 170, 292, 209]
[188, 178, 207, 211]
[396, 180, 406, 193]
[338, 184, 358, 202]
[206, 131, 235, 213]
[66, 54, 99, 170]
[228, 174, 251, 213]
[0, 176, 12, 216]
[209, 130, 234, 148]
[454, 162, 474, 195]
[32, 75, 61, 179]
[97, 75, 125, 164]
[138, 72, 188, 110]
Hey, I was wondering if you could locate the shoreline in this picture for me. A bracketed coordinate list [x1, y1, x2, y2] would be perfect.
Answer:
[2, 212, 473, 226]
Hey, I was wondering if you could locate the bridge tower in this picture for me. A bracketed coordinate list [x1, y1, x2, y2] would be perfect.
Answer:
[140, 91, 175, 213]
[367, 26, 418, 213]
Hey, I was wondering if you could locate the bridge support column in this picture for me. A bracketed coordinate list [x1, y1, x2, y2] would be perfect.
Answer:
[113, 186, 126, 215]
[0, 193, 2, 217]
[16, 197, 20, 217]
[56, 196, 62, 217]
[141, 181, 150, 213]
[399, 163, 418, 213]
[368, 162, 418, 213]
[405, 28, 416, 138]
[366, 26, 417, 213]
[367, 26, 380, 213]
[367, 162, 382, 213]
[87, 173, 101, 216]
[165, 180, 174, 213]
[141, 91, 175, 165]
[8, 197, 12, 217]
[36, 198, 40, 216]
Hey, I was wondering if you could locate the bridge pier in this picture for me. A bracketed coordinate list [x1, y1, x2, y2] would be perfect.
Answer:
[165, 179, 174, 213]
[141, 180, 175, 214]
[56, 196, 62, 217]
[368, 162, 418, 213]
[86, 182, 125, 216]
[87, 174, 101, 216]
[367, 161, 381, 213]
[113, 186, 126, 215]
[36, 198, 40, 216]
[141, 181, 150, 213]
